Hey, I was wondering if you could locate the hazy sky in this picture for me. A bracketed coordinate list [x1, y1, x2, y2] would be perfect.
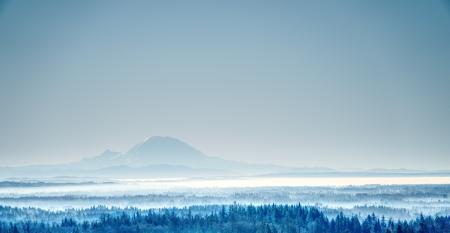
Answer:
[1, 0, 450, 170]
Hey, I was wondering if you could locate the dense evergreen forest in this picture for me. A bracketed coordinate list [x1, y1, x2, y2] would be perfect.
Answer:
[0, 204, 448, 233]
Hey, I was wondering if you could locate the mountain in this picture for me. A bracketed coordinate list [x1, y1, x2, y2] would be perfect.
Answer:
[73, 149, 122, 169]
[2, 136, 447, 179]
[121, 136, 216, 167]
[0, 136, 288, 178]
[74, 136, 288, 175]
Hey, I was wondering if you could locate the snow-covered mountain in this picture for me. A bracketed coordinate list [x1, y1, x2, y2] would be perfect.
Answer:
[74, 136, 287, 175]
[0, 136, 288, 178]
[3, 136, 444, 179]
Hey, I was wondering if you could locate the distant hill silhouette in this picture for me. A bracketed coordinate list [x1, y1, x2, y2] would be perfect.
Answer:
[1, 136, 449, 179]
[0, 136, 288, 178]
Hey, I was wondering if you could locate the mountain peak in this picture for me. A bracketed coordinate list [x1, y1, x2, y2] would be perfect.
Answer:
[142, 136, 184, 144]
[133, 136, 194, 151]
[100, 149, 118, 157]
[124, 136, 206, 164]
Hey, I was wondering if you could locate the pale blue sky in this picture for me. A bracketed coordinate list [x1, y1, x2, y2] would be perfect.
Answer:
[1, 0, 450, 169]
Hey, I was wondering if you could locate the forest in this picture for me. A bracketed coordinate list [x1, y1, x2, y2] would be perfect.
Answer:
[1, 184, 448, 219]
[0, 204, 448, 233]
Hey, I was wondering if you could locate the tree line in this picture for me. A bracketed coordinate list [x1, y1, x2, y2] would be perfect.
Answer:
[0, 204, 448, 233]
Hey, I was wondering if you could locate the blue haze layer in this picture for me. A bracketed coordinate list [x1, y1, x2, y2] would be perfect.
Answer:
[0, 0, 449, 169]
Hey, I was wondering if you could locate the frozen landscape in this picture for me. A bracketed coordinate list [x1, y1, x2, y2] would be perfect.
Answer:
[1, 137, 449, 222]
[1, 0, 450, 232]
[1, 177, 449, 219]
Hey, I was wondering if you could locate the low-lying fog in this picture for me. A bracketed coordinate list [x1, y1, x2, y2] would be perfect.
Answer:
[1, 176, 450, 196]
[0, 176, 449, 219]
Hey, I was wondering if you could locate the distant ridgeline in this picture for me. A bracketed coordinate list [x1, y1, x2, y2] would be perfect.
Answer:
[0, 204, 448, 233]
